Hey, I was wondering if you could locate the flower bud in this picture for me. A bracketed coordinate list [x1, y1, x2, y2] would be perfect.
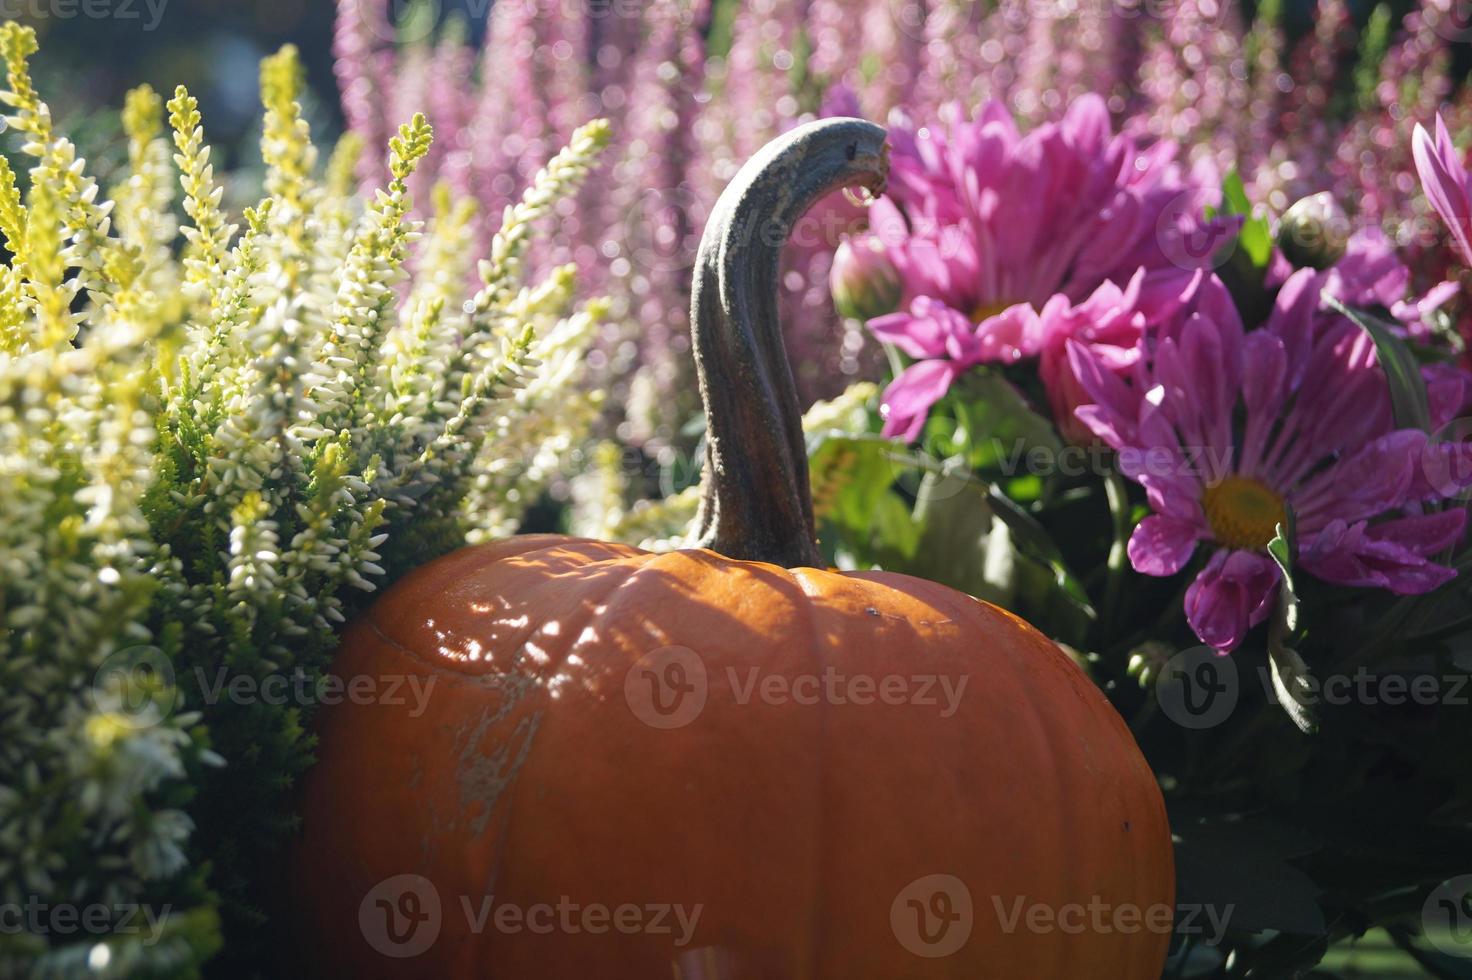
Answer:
[1278, 192, 1349, 270]
[830, 235, 902, 322]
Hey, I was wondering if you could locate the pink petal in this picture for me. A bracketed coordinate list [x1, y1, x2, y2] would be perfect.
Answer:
[1302, 517, 1462, 595]
[1184, 550, 1282, 653]
[868, 300, 965, 360]
[1414, 118, 1472, 268]
[1367, 509, 1468, 555]
[880, 359, 961, 442]
[972, 302, 1044, 363]
[1291, 430, 1423, 528]
[1128, 514, 1203, 576]
[1265, 267, 1321, 387]
[1062, 93, 1111, 151]
[1424, 362, 1472, 430]
[1065, 338, 1141, 449]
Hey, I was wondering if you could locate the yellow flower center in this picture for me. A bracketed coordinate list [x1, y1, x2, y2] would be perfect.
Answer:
[970, 300, 1015, 324]
[1201, 476, 1286, 551]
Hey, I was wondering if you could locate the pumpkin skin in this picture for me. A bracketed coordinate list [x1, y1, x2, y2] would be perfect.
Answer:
[290, 533, 1173, 977]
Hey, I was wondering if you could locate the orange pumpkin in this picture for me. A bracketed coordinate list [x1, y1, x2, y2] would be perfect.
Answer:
[289, 119, 1174, 978]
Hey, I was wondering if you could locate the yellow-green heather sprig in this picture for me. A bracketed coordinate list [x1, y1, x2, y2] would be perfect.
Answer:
[0, 156, 24, 354]
[462, 275, 609, 538]
[388, 182, 479, 425]
[325, 131, 366, 200]
[470, 118, 613, 318]
[568, 384, 880, 552]
[0, 22, 123, 310]
[24, 174, 80, 349]
[310, 113, 433, 435]
[258, 44, 319, 278]
[115, 85, 176, 264]
[167, 85, 233, 292]
[0, 154, 25, 256]
[0, 25, 611, 975]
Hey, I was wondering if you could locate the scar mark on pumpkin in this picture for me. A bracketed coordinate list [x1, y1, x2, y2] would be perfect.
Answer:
[456, 709, 542, 837]
[863, 608, 957, 627]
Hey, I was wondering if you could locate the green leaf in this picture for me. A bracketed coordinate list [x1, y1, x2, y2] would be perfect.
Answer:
[1211, 170, 1273, 268]
[1267, 513, 1317, 734]
[1267, 514, 1299, 637]
[1268, 643, 1318, 735]
[1324, 294, 1432, 432]
[808, 434, 921, 562]
[982, 482, 1096, 620]
[945, 370, 1063, 476]
[906, 474, 1015, 604]
[808, 435, 896, 532]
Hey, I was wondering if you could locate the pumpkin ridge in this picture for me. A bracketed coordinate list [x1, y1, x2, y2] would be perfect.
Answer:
[1015, 627, 1079, 979]
[786, 564, 833, 975]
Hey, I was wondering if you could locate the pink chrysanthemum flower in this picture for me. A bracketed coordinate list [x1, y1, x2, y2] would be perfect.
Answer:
[1068, 268, 1469, 652]
[1037, 269, 1241, 446]
[866, 95, 1222, 440]
[1413, 113, 1472, 269]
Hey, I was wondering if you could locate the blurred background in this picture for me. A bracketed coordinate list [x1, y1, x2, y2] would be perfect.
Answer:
[22, 0, 1472, 170]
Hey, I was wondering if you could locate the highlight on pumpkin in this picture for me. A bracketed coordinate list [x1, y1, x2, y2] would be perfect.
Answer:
[6, 4, 1472, 978]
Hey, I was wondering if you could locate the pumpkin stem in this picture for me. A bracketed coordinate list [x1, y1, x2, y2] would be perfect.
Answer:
[690, 118, 889, 568]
